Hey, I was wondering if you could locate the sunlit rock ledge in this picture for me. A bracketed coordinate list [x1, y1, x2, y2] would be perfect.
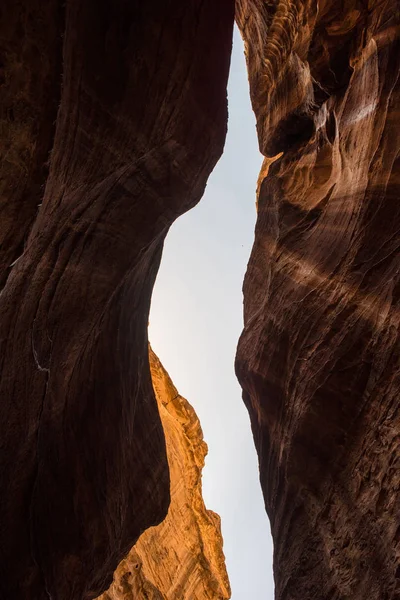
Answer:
[97, 348, 231, 600]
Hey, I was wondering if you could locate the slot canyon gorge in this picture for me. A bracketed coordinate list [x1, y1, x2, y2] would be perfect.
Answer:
[0, 0, 399, 599]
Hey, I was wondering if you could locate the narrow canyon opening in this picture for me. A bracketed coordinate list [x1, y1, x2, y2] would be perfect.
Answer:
[149, 28, 274, 599]
[2, 1, 398, 598]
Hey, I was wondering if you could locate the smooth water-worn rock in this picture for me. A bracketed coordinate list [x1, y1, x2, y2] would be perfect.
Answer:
[0, 2, 234, 598]
[97, 349, 231, 600]
[236, 1, 400, 598]
[3, 0, 399, 598]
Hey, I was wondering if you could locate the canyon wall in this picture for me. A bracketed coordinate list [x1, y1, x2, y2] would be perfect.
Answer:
[0, 1, 234, 598]
[3, 0, 399, 598]
[97, 348, 231, 600]
[236, 1, 400, 599]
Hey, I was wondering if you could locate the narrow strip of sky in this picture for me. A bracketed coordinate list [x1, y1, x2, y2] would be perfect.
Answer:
[149, 27, 274, 599]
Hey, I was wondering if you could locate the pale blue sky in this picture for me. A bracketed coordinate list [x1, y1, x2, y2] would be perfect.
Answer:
[149, 28, 274, 599]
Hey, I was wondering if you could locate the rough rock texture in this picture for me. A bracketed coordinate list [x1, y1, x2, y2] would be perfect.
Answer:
[97, 349, 231, 600]
[0, 2, 234, 599]
[236, 1, 400, 599]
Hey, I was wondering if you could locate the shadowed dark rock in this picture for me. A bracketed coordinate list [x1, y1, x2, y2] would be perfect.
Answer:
[0, 2, 234, 598]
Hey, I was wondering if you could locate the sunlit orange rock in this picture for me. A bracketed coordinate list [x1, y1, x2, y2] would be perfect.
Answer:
[97, 348, 231, 600]
[236, 1, 400, 598]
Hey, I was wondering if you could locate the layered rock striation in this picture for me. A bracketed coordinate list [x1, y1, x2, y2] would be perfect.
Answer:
[98, 348, 231, 600]
[0, 2, 234, 598]
[3, 0, 400, 598]
[236, 1, 400, 599]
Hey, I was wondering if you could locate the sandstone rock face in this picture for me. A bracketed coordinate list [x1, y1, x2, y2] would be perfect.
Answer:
[97, 349, 231, 600]
[236, 1, 400, 599]
[0, 2, 234, 598]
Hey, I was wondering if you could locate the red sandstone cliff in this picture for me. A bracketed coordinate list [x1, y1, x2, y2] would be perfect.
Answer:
[236, 1, 400, 598]
[2, 1, 400, 598]
[0, 2, 234, 598]
[97, 349, 231, 600]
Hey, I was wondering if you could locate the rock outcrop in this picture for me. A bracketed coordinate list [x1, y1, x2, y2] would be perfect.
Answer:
[97, 348, 231, 600]
[236, 1, 400, 599]
[0, 2, 234, 598]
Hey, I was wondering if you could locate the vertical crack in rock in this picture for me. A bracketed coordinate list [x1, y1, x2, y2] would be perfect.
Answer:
[0, 1, 234, 598]
[236, 1, 400, 598]
[96, 348, 231, 600]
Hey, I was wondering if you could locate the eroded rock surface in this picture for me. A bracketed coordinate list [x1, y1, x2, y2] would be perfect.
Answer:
[236, 1, 400, 598]
[0, 2, 234, 598]
[97, 349, 231, 600]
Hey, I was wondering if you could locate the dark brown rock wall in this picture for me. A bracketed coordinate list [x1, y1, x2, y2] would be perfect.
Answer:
[236, 1, 400, 598]
[0, 0, 63, 288]
[0, 2, 234, 599]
